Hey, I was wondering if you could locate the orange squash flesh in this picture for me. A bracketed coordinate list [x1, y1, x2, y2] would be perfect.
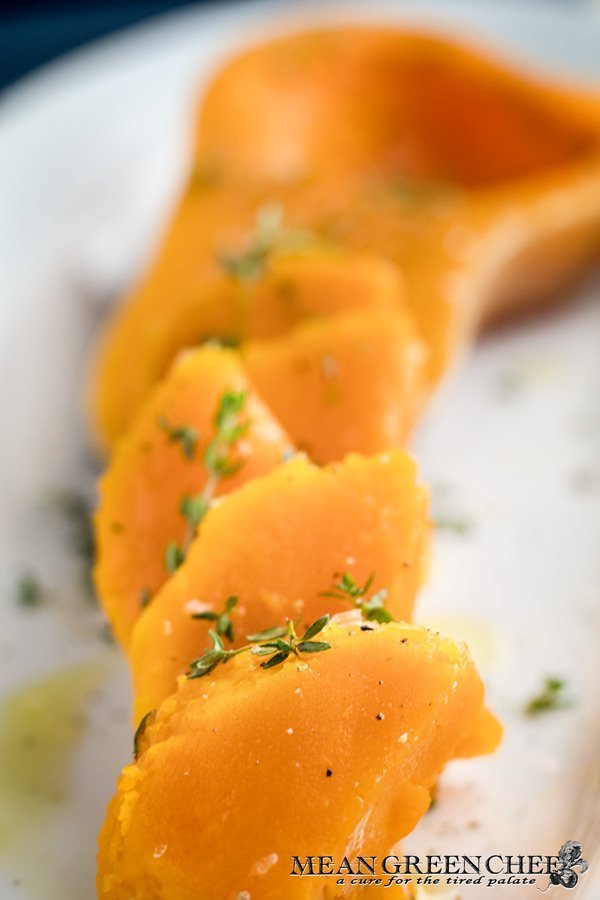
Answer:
[244, 307, 426, 464]
[245, 249, 406, 338]
[94, 345, 291, 647]
[98, 619, 501, 900]
[91, 242, 415, 449]
[129, 451, 430, 721]
[91, 28, 600, 447]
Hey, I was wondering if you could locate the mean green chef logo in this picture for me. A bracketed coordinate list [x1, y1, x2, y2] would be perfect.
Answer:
[539, 841, 589, 891]
[290, 841, 590, 891]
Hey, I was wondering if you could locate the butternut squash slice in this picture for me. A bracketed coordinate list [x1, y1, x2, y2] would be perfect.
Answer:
[98, 618, 501, 900]
[91, 241, 414, 448]
[91, 28, 600, 447]
[244, 307, 426, 464]
[94, 345, 291, 646]
[129, 451, 430, 721]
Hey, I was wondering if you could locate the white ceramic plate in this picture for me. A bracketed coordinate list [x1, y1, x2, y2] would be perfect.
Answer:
[0, 1, 599, 898]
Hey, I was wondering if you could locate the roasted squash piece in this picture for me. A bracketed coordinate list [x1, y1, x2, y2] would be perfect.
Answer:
[98, 618, 500, 899]
[198, 26, 600, 363]
[91, 28, 600, 447]
[244, 249, 404, 338]
[94, 345, 291, 646]
[129, 452, 430, 720]
[244, 307, 426, 463]
[91, 238, 411, 448]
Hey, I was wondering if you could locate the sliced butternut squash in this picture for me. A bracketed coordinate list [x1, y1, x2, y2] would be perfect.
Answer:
[91, 27, 600, 448]
[198, 26, 600, 349]
[244, 307, 426, 463]
[94, 345, 290, 646]
[98, 618, 500, 899]
[91, 241, 412, 448]
[129, 451, 430, 721]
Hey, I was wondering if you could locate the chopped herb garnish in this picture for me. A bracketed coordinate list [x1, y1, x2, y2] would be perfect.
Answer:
[189, 162, 221, 191]
[217, 203, 316, 282]
[51, 490, 96, 599]
[163, 389, 251, 574]
[201, 334, 241, 350]
[16, 572, 42, 608]
[433, 515, 474, 535]
[165, 542, 185, 575]
[525, 677, 573, 716]
[187, 615, 331, 680]
[180, 494, 210, 530]
[139, 588, 152, 610]
[383, 175, 451, 209]
[321, 572, 393, 624]
[192, 595, 238, 643]
[133, 709, 156, 759]
[157, 416, 199, 460]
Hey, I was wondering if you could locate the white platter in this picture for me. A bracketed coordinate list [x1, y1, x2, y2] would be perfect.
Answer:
[0, 1, 599, 897]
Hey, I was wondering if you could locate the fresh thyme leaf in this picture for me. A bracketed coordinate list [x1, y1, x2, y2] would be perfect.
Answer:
[301, 614, 330, 641]
[246, 625, 289, 642]
[525, 677, 573, 716]
[217, 203, 316, 283]
[17, 572, 43, 608]
[165, 542, 185, 575]
[203, 389, 250, 477]
[362, 589, 392, 623]
[188, 649, 225, 679]
[296, 640, 331, 654]
[192, 595, 238, 643]
[251, 644, 282, 657]
[139, 588, 152, 609]
[209, 629, 225, 652]
[321, 573, 394, 624]
[363, 605, 394, 624]
[260, 650, 291, 669]
[157, 415, 199, 461]
[133, 709, 156, 759]
[180, 494, 210, 530]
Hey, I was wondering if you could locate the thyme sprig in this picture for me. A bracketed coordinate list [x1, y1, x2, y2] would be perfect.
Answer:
[157, 416, 199, 460]
[187, 615, 331, 679]
[321, 572, 393, 624]
[162, 389, 251, 575]
[217, 203, 316, 283]
[191, 595, 238, 643]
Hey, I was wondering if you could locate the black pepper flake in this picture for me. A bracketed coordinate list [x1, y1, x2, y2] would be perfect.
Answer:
[401, 638, 408, 644]
[376, 712, 384, 721]
[360, 625, 374, 632]
[326, 768, 333, 777]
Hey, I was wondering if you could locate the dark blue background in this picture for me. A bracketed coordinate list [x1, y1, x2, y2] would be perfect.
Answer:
[0, 1, 220, 91]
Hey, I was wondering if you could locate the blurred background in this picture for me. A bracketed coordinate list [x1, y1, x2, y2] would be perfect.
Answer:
[0, 0, 594, 92]
[3, 0, 211, 90]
